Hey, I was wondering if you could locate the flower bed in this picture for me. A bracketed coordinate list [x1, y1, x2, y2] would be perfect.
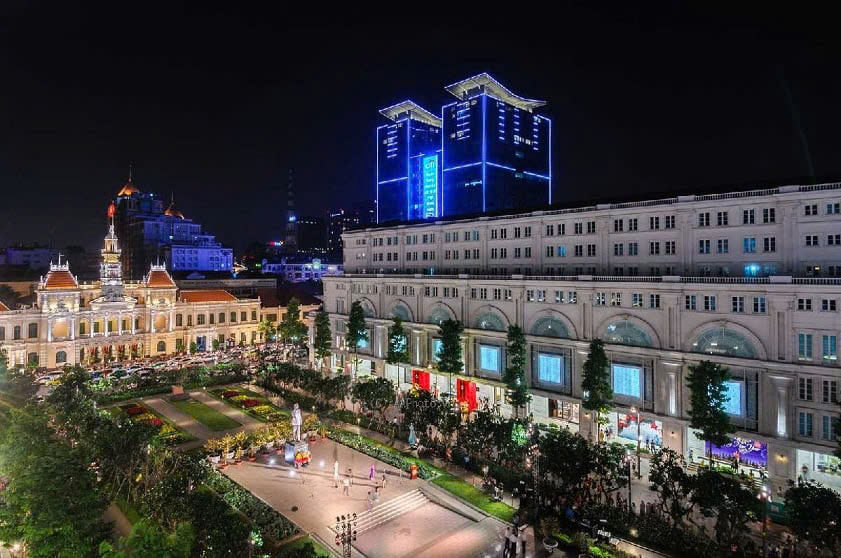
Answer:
[206, 468, 299, 541]
[115, 403, 192, 446]
[209, 387, 289, 423]
[221, 390, 240, 398]
[326, 428, 439, 480]
[242, 398, 261, 408]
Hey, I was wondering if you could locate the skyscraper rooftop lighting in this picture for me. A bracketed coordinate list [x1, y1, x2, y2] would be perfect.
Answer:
[379, 100, 442, 127]
[444, 72, 546, 112]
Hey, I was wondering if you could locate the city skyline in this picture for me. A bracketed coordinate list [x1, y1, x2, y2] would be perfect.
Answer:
[2, 6, 840, 252]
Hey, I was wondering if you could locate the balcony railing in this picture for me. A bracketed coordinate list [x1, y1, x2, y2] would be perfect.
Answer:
[336, 273, 821, 285]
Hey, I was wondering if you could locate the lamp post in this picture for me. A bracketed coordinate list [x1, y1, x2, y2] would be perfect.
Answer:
[631, 406, 641, 479]
[757, 485, 772, 558]
[624, 452, 633, 517]
[335, 513, 358, 558]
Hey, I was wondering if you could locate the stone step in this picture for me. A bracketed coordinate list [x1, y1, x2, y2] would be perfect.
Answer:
[354, 489, 428, 533]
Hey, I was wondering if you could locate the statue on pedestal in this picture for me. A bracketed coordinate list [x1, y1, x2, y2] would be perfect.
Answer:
[291, 403, 302, 442]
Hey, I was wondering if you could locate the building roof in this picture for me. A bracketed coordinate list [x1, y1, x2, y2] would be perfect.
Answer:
[178, 289, 238, 303]
[117, 177, 141, 197]
[42, 268, 79, 290]
[0, 300, 10, 312]
[445, 72, 546, 111]
[144, 267, 177, 288]
[379, 100, 442, 128]
[164, 198, 185, 219]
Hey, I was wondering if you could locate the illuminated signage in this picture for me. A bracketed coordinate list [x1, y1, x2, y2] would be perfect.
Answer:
[422, 155, 438, 218]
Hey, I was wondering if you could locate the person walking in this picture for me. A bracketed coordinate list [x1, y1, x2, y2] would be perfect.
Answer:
[348, 468, 353, 486]
[342, 475, 350, 496]
[381, 473, 387, 491]
[369, 463, 376, 481]
[502, 526, 512, 558]
[366, 491, 373, 511]
[333, 460, 340, 488]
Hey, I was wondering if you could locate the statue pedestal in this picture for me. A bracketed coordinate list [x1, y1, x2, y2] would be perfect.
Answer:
[284, 441, 310, 466]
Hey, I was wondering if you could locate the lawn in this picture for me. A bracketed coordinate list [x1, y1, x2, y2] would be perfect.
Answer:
[115, 497, 142, 525]
[275, 535, 331, 557]
[432, 473, 515, 523]
[209, 386, 290, 422]
[169, 397, 241, 431]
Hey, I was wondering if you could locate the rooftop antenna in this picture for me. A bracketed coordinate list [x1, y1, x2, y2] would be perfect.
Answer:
[128, 163, 133, 182]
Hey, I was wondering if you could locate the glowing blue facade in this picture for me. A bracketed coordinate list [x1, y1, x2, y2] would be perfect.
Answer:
[376, 101, 442, 223]
[442, 74, 551, 216]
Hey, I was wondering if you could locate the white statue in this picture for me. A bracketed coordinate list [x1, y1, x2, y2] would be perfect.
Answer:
[291, 403, 303, 442]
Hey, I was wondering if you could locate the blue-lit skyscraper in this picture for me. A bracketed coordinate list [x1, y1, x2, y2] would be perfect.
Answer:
[441, 73, 551, 216]
[376, 101, 442, 223]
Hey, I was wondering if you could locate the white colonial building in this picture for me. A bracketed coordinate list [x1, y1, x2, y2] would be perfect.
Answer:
[322, 182, 841, 495]
[0, 208, 260, 369]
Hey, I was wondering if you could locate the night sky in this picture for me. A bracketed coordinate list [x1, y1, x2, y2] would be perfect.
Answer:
[2, 4, 839, 255]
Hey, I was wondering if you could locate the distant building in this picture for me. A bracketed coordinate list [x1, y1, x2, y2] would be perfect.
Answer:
[327, 209, 361, 258]
[260, 255, 342, 283]
[1, 246, 59, 270]
[296, 216, 327, 253]
[113, 175, 233, 279]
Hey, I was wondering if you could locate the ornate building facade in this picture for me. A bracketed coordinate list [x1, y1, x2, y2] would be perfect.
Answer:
[0, 206, 259, 369]
[322, 182, 841, 494]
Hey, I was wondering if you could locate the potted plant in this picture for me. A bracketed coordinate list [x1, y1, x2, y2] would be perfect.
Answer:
[302, 415, 320, 441]
[274, 421, 292, 453]
[204, 438, 222, 466]
[234, 446, 244, 465]
[540, 518, 560, 555]
[220, 435, 234, 469]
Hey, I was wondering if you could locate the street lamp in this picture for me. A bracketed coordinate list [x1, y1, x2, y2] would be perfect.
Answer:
[630, 406, 641, 479]
[335, 513, 358, 558]
[757, 485, 772, 558]
[624, 451, 633, 517]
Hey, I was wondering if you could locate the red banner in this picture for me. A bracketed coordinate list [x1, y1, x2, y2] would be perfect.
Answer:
[411, 369, 430, 391]
[456, 378, 477, 411]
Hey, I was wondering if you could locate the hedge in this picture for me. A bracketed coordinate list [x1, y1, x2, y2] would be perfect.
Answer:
[205, 468, 299, 542]
[95, 373, 247, 404]
[326, 428, 439, 480]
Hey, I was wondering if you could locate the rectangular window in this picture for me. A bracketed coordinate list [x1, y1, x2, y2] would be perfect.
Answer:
[587, 244, 596, 257]
[650, 216, 660, 230]
[628, 218, 638, 231]
[632, 293, 643, 307]
[805, 204, 818, 216]
[611, 292, 622, 306]
[799, 412, 813, 437]
[717, 239, 728, 253]
[806, 235, 819, 247]
[574, 245, 583, 257]
[822, 299, 837, 312]
[823, 380, 838, 404]
[827, 202, 840, 215]
[614, 219, 623, 232]
[612, 364, 641, 398]
[731, 296, 744, 313]
[649, 294, 660, 308]
[479, 345, 501, 373]
[763, 237, 776, 252]
[822, 416, 839, 441]
[685, 295, 696, 310]
[628, 242, 638, 256]
[717, 211, 728, 226]
[665, 215, 675, 229]
[649, 241, 660, 255]
[699, 239, 710, 254]
[665, 241, 676, 255]
[798, 298, 812, 311]
[554, 290, 564, 303]
[704, 295, 717, 311]
[798, 334, 813, 361]
[763, 208, 775, 223]
[828, 234, 841, 246]
[614, 243, 623, 256]
[743, 209, 755, 224]
[574, 223, 583, 235]
[743, 237, 756, 253]
[823, 335, 837, 362]
[594, 292, 606, 306]
[753, 296, 766, 313]
[537, 353, 563, 384]
[546, 224, 555, 236]
[587, 221, 596, 234]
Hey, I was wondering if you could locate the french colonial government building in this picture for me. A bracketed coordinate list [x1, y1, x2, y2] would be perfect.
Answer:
[323, 182, 841, 494]
[0, 206, 260, 369]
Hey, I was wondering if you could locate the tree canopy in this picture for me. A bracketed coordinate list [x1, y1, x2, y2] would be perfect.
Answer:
[686, 360, 735, 462]
[581, 339, 613, 438]
[503, 325, 530, 417]
[279, 297, 308, 345]
[386, 316, 409, 365]
[313, 311, 332, 371]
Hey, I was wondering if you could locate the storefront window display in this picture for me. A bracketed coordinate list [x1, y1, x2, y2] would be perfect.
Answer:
[796, 449, 841, 493]
[548, 399, 579, 432]
[688, 430, 768, 473]
[605, 412, 662, 451]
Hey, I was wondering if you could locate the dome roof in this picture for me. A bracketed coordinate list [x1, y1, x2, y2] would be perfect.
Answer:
[117, 177, 140, 197]
[164, 200, 185, 219]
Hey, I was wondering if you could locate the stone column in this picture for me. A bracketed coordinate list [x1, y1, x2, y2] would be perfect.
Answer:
[768, 374, 794, 438]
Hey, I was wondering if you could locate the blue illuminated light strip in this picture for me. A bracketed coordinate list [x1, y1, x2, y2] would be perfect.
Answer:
[443, 161, 481, 172]
[487, 161, 515, 172]
[523, 170, 550, 180]
[406, 122, 411, 219]
[482, 94, 487, 212]
[377, 176, 408, 184]
[441, 104, 445, 216]
[548, 116, 552, 204]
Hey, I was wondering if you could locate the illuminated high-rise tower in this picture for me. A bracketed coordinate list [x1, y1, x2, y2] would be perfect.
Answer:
[376, 101, 442, 223]
[441, 73, 551, 217]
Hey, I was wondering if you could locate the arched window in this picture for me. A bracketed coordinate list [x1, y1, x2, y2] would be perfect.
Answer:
[602, 320, 653, 347]
[360, 301, 376, 318]
[390, 304, 410, 322]
[55, 350, 67, 364]
[156, 341, 166, 353]
[474, 311, 506, 332]
[692, 328, 758, 359]
[531, 316, 571, 339]
[427, 307, 452, 326]
[28, 323, 38, 338]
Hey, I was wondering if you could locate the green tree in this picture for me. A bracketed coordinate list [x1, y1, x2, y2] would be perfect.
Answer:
[189, 341, 197, 354]
[345, 300, 368, 380]
[539, 428, 593, 500]
[212, 338, 220, 351]
[186, 488, 250, 555]
[0, 406, 109, 557]
[139, 450, 208, 532]
[313, 311, 332, 372]
[279, 297, 308, 345]
[99, 520, 194, 558]
[686, 360, 735, 466]
[258, 318, 277, 343]
[785, 480, 841, 555]
[692, 470, 761, 547]
[581, 339, 613, 442]
[648, 448, 697, 528]
[351, 376, 395, 423]
[435, 319, 464, 394]
[322, 374, 351, 410]
[386, 316, 409, 366]
[0, 344, 37, 401]
[401, 387, 440, 439]
[92, 414, 158, 503]
[503, 325, 530, 418]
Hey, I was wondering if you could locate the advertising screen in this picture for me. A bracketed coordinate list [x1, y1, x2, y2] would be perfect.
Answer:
[538, 353, 563, 384]
[479, 345, 500, 372]
[723, 380, 744, 416]
[707, 437, 767, 469]
[613, 364, 641, 398]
